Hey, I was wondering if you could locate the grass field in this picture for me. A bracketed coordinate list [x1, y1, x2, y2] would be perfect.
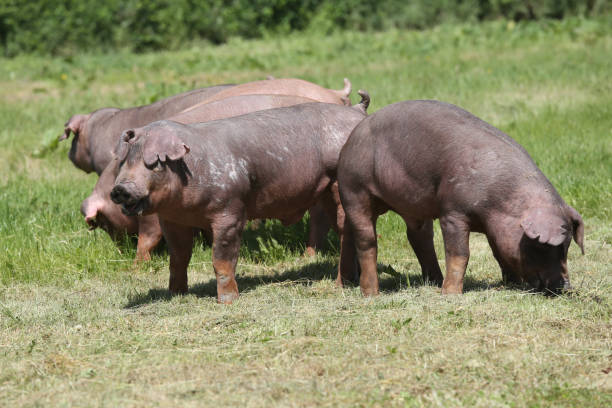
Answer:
[1, 17, 611, 407]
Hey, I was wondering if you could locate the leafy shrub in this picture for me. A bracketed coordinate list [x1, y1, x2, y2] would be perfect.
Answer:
[0, 0, 607, 56]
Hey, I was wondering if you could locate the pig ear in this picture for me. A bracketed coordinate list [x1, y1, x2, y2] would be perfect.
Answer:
[520, 207, 568, 247]
[566, 206, 585, 255]
[60, 114, 89, 141]
[332, 78, 352, 105]
[114, 129, 135, 162]
[142, 131, 190, 167]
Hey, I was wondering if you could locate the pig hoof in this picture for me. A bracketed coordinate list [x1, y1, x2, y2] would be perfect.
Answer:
[441, 286, 463, 295]
[217, 292, 239, 304]
[361, 288, 379, 297]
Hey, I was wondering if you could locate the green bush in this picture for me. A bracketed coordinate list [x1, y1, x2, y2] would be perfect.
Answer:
[0, 0, 608, 56]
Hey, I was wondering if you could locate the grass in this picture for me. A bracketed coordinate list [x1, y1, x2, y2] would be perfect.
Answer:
[1, 16, 611, 407]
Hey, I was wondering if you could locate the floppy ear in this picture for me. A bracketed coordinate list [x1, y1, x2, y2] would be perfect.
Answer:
[114, 129, 135, 162]
[60, 114, 90, 141]
[520, 207, 568, 247]
[142, 130, 190, 167]
[566, 205, 585, 255]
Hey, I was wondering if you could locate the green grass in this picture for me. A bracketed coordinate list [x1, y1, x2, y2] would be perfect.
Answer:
[1, 17, 611, 407]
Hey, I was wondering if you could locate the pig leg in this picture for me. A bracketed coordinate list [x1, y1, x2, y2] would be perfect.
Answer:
[305, 201, 331, 257]
[317, 183, 360, 287]
[134, 214, 163, 263]
[339, 188, 379, 295]
[211, 213, 246, 304]
[486, 236, 522, 285]
[161, 220, 194, 295]
[404, 219, 444, 286]
[440, 214, 470, 294]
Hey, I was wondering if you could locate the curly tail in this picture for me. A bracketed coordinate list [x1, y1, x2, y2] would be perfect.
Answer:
[352, 90, 370, 115]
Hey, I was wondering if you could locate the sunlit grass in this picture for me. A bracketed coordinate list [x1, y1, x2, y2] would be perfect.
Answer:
[0, 17, 611, 407]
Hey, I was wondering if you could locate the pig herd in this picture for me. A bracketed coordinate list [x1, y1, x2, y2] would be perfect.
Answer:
[61, 77, 584, 303]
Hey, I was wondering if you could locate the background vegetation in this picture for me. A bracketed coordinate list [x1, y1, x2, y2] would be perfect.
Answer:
[0, 13, 611, 407]
[1, 0, 610, 56]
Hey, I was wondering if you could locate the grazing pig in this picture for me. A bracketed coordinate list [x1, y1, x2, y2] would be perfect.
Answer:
[82, 94, 320, 261]
[337, 100, 584, 295]
[61, 84, 234, 174]
[110, 93, 369, 303]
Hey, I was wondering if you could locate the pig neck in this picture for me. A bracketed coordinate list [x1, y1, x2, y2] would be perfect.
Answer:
[159, 145, 245, 219]
[87, 109, 121, 174]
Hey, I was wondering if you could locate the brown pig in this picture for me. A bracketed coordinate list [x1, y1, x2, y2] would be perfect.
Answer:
[82, 94, 323, 261]
[337, 100, 584, 295]
[110, 93, 370, 303]
[61, 85, 234, 174]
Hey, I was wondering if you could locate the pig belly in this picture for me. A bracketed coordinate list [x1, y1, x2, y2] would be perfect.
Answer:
[374, 162, 440, 220]
[247, 173, 330, 222]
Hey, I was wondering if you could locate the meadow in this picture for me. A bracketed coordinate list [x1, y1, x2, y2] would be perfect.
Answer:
[0, 17, 611, 407]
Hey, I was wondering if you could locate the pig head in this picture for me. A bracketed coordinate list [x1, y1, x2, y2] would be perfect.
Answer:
[488, 204, 584, 292]
[110, 124, 190, 217]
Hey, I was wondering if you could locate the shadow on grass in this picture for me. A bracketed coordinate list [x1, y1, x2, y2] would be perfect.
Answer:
[377, 264, 500, 293]
[125, 260, 521, 309]
[125, 259, 338, 308]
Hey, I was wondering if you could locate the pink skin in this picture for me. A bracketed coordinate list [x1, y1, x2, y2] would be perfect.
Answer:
[337, 100, 585, 296]
[83, 93, 350, 261]
[111, 95, 369, 302]
[181, 78, 353, 115]
[81, 161, 161, 262]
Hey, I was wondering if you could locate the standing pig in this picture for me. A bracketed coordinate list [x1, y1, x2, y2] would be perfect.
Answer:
[72, 78, 353, 259]
[81, 94, 319, 261]
[337, 100, 584, 295]
[61, 84, 234, 174]
[110, 94, 369, 303]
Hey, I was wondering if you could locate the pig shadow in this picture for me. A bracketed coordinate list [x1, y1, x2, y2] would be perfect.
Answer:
[124, 259, 338, 308]
[376, 264, 500, 292]
[124, 259, 503, 309]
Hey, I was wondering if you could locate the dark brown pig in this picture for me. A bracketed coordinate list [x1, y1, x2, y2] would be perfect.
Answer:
[82, 94, 320, 261]
[61, 84, 234, 174]
[110, 94, 369, 303]
[337, 100, 584, 295]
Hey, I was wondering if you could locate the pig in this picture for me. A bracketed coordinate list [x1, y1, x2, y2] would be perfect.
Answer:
[72, 78, 352, 260]
[110, 92, 370, 303]
[337, 100, 584, 296]
[81, 94, 321, 261]
[61, 84, 234, 174]
[181, 78, 353, 114]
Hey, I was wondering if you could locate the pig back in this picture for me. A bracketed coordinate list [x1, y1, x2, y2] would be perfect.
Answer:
[88, 85, 233, 173]
[340, 100, 554, 217]
[169, 94, 316, 125]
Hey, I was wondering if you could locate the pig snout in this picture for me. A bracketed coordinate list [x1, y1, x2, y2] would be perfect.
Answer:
[110, 183, 149, 216]
[541, 276, 572, 295]
[80, 197, 99, 230]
